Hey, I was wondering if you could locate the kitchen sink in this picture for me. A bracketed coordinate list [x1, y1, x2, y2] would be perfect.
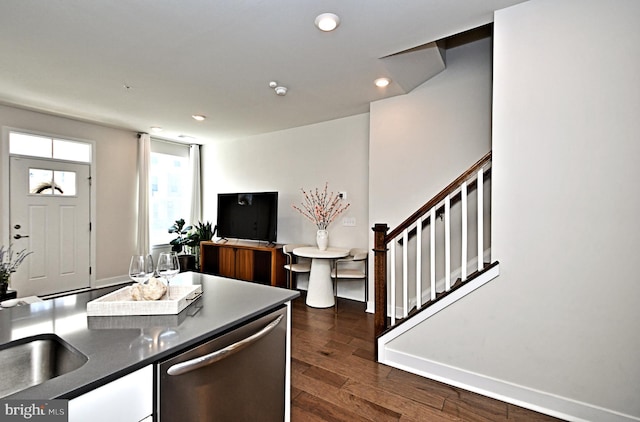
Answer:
[0, 334, 88, 398]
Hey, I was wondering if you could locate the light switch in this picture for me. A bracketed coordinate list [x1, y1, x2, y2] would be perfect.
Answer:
[342, 217, 356, 227]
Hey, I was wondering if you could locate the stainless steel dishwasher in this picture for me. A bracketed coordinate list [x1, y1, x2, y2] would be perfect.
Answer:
[157, 306, 287, 421]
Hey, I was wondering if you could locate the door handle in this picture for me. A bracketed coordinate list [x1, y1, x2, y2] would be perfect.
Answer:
[166, 314, 284, 376]
[13, 234, 29, 240]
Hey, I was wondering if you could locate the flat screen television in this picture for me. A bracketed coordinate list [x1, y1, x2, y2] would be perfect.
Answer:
[216, 192, 278, 243]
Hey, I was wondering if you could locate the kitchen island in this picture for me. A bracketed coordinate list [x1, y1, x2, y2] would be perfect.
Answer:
[0, 272, 299, 421]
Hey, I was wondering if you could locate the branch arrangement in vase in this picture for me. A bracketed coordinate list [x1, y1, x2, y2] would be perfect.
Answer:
[292, 182, 350, 230]
[0, 244, 32, 284]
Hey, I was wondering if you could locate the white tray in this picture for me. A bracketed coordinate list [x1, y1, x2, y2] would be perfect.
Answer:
[87, 310, 192, 329]
[87, 284, 202, 316]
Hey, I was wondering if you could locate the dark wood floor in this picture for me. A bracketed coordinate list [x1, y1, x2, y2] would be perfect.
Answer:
[290, 294, 563, 422]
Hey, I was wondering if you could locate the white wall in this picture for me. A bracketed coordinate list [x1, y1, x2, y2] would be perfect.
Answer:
[0, 105, 138, 286]
[369, 36, 494, 307]
[201, 114, 370, 300]
[385, 0, 640, 420]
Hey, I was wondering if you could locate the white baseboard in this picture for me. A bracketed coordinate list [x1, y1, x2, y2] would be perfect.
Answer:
[93, 275, 130, 289]
[39, 275, 129, 300]
[381, 349, 639, 422]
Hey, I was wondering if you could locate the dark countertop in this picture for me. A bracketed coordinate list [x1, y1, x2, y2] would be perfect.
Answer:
[0, 272, 299, 400]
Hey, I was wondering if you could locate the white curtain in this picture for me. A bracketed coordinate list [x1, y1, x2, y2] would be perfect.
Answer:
[136, 133, 151, 255]
[189, 144, 202, 225]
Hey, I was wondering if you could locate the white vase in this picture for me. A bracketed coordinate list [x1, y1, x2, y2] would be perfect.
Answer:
[316, 230, 329, 251]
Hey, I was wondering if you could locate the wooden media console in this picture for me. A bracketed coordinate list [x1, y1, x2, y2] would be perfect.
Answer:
[199, 240, 286, 287]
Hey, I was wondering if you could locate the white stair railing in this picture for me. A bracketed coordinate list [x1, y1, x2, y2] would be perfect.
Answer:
[373, 152, 493, 336]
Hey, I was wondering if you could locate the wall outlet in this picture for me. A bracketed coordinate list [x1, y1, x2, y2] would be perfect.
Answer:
[338, 191, 347, 200]
[342, 217, 356, 227]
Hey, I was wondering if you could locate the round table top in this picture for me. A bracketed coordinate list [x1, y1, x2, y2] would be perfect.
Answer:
[293, 246, 349, 259]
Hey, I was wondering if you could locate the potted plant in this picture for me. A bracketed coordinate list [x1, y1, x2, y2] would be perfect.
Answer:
[192, 221, 214, 243]
[168, 219, 193, 253]
[169, 219, 216, 271]
[185, 221, 214, 270]
[168, 218, 196, 272]
[0, 244, 32, 296]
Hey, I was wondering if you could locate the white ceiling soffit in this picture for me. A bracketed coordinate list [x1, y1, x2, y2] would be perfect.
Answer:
[380, 24, 495, 95]
[380, 43, 446, 95]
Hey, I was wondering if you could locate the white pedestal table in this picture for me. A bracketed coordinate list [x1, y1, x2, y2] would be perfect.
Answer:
[293, 246, 349, 308]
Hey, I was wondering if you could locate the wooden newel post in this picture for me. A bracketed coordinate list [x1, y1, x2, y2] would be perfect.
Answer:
[372, 223, 389, 339]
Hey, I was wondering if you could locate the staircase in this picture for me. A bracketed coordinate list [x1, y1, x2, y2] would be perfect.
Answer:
[373, 151, 499, 359]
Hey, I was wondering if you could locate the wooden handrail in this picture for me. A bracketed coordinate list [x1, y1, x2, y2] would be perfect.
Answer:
[386, 151, 492, 242]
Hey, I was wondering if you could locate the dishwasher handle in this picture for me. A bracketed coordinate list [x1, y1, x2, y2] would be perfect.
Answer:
[167, 314, 284, 376]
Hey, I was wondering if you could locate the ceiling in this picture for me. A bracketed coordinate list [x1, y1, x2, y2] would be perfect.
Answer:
[0, 1, 526, 144]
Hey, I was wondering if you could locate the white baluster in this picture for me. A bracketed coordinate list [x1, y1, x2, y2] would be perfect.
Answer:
[390, 240, 396, 325]
[430, 207, 436, 301]
[402, 229, 409, 318]
[477, 168, 484, 272]
[461, 181, 468, 281]
[445, 195, 451, 291]
[416, 216, 422, 310]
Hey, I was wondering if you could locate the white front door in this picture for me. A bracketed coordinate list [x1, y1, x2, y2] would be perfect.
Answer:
[9, 156, 91, 296]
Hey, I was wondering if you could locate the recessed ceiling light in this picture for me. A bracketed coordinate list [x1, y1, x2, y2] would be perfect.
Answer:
[192, 115, 206, 121]
[374, 77, 391, 88]
[315, 13, 340, 32]
[150, 127, 163, 133]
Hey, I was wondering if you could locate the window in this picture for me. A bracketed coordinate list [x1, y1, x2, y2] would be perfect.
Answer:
[29, 168, 77, 196]
[9, 131, 91, 162]
[149, 140, 191, 246]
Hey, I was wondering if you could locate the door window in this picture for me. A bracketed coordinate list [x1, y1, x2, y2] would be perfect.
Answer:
[29, 168, 77, 196]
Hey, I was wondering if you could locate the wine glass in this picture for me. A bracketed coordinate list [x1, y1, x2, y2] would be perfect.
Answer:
[156, 252, 180, 298]
[129, 254, 154, 284]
